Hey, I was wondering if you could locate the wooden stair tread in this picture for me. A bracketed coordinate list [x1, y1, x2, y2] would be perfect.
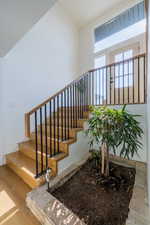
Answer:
[31, 132, 75, 144]
[6, 151, 37, 177]
[40, 125, 83, 131]
[20, 141, 68, 160]
[6, 151, 45, 189]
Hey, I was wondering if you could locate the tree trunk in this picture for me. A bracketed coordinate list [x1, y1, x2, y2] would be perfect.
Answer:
[101, 144, 105, 175]
[105, 144, 110, 177]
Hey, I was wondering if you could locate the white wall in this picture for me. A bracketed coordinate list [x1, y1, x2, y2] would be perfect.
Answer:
[147, 0, 150, 206]
[1, 2, 79, 162]
[0, 58, 4, 165]
[79, 0, 143, 74]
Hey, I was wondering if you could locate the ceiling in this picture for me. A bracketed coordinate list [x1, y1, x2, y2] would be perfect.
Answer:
[0, 0, 56, 57]
[60, 0, 126, 27]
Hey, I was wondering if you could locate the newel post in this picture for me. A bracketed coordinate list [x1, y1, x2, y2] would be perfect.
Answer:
[25, 113, 30, 138]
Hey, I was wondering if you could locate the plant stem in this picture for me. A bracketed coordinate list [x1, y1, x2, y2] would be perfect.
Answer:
[101, 144, 105, 175]
[105, 144, 109, 177]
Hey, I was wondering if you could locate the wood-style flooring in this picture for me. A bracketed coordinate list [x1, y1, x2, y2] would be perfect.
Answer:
[0, 165, 41, 225]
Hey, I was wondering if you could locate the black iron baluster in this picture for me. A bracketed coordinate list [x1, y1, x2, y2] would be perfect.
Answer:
[118, 64, 120, 105]
[35, 111, 38, 177]
[89, 72, 92, 105]
[138, 56, 140, 103]
[114, 65, 116, 105]
[57, 95, 60, 153]
[64, 90, 67, 139]
[102, 68, 104, 105]
[128, 61, 130, 103]
[40, 107, 43, 174]
[84, 76, 86, 113]
[78, 81, 80, 119]
[44, 104, 48, 169]
[79, 80, 81, 118]
[70, 86, 72, 128]
[67, 87, 70, 139]
[61, 93, 64, 140]
[95, 70, 97, 105]
[123, 61, 125, 104]
[133, 58, 135, 104]
[81, 79, 83, 117]
[110, 66, 112, 105]
[86, 74, 88, 111]
[75, 82, 78, 127]
[49, 101, 52, 157]
[106, 67, 108, 105]
[92, 72, 94, 105]
[144, 55, 146, 103]
[73, 83, 75, 128]
[53, 98, 56, 155]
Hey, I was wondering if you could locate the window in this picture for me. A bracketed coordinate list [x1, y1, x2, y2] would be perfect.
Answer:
[94, 55, 106, 68]
[115, 49, 133, 88]
[94, 1, 145, 53]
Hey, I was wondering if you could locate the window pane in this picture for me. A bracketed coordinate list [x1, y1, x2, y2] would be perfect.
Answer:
[94, 55, 106, 68]
[124, 49, 133, 60]
[114, 49, 133, 88]
[115, 53, 123, 62]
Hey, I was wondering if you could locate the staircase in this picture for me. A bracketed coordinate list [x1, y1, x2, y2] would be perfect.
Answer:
[6, 108, 89, 189]
[6, 53, 146, 189]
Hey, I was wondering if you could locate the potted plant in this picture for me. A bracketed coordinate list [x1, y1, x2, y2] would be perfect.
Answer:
[86, 105, 143, 177]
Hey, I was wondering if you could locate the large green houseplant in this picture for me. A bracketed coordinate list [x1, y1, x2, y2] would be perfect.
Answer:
[86, 105, 143, 177]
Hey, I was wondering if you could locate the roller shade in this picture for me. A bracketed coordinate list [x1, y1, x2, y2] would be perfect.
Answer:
[95, 1, 145, 43]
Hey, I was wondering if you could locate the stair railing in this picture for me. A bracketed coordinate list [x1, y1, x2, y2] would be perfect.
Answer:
[25, 53, 146, 178]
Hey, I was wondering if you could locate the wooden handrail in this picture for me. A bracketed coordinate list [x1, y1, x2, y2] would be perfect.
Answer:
[25, 53, 146, 138]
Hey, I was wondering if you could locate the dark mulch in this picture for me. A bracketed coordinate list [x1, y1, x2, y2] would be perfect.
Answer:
[52, 160, 136, 225]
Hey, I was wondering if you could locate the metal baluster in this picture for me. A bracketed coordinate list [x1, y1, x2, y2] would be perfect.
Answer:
[70, 86, 73, 128]
[133, 58, 135, 104]
[90, 72, 92, 105]
[35, 111, 38, 177]
[106, 67, 108, 105]
[40, 107, 43, 174]
[118, 64, 120, 105]
[75, 82, 77, 127]
[144, 55, 146, 103]
[110, 66, 112, 105]
[64, 90, 67, 140]
[138, 56, 140, 103]
[114, 65, 116, 105]
[53, 98, 56, 155]
[73, 83, 75, 128]
[49, 101, 52, 157]
[44, 104, 48, 169]
[128, 61, 130, 103]
[57, 95, 60, 153]
[123, 61, 125, 104]
[67, 87, 70, 139]
[102, 69, 104, 105]
[61, 93, 64, 140]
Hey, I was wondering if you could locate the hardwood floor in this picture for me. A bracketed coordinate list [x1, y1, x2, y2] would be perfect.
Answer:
[0, 166, 41, 225]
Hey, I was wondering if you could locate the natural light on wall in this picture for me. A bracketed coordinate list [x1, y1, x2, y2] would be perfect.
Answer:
[94, 19, 146, 53]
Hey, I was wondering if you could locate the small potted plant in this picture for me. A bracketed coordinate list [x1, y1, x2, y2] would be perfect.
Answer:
[86, 105, 143, 178]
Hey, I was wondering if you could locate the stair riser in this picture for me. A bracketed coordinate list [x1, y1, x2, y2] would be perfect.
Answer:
[38, 126, 76, 139]
[30, 135, 71, 153]
[52, 111, 89, 118]
[46, 119, 85, 128]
